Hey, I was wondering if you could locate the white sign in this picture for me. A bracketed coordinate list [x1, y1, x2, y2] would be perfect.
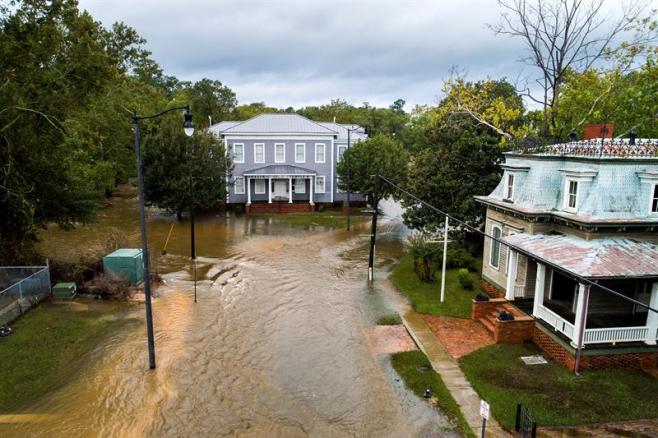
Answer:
[480, 400, 490, 420]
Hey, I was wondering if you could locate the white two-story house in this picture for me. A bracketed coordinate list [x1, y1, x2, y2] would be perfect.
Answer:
[210, 113, 366, 213]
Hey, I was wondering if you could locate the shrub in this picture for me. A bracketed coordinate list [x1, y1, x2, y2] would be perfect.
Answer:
[406, 233, 440, 283]
[445, 247, 476, 271]
[457, 268, 474, 290]
[376, 313, 402, 325]
[317, 204, 325, 212]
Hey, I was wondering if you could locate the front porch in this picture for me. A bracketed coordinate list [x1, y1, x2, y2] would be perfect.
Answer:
[243, 165, 318, 208]
[505, 249, 658, 348]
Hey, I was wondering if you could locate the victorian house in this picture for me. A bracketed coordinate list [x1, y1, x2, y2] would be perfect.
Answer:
[475, 136, 658, 370]
[210, 113, 366, 213]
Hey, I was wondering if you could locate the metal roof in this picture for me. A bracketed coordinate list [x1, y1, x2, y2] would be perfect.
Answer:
[503, 233, 658, 278]
[219, 114, 338, 135]
[208, 121, 240, 134]
[316, 122, 367, 142]
[243, 165, 316, 176]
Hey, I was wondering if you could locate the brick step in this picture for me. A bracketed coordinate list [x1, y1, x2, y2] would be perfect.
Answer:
[480, 317, 495, 333]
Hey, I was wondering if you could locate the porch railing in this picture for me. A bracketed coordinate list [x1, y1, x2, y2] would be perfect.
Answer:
[584, 326, 648, 344]
[513, 283, 526, 298]
[535, 305, 575, 340]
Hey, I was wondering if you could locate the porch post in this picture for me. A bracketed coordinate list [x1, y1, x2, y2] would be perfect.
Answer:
[645, 282, 658, 345]
[268, 177, 272, 204]
[571, 283, 590, 348]
[505, 249, 518, 300]
[532, 263, 546, 317]
[246, 176, 251, 205]
[309, 176, 314, 205]
[288, 176, 293, 203]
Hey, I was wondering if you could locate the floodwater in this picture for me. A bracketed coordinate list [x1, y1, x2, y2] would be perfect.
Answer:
[1, 188, 457, 437]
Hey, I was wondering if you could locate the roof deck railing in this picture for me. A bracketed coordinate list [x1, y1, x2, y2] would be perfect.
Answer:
[511, 138, 658, 158]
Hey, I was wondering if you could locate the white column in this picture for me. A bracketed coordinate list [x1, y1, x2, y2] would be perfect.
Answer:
[288, 177, 293, 203]
[645, 282, 658, 345]
[440, 215, 448, 303]
[571, 283, 589, 347]
[268, 177, 272, 204]
[505, 250, 518, 300]
[309, 177, 314, 205]
[532, 263, 546, 317]
[246, 177, 251, 205]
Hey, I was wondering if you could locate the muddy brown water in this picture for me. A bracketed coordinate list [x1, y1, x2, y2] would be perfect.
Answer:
[1, 190, 458, 437]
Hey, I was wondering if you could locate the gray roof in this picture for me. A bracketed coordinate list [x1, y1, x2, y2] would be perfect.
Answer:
[243, 165, 316, 176]
[219, 113, 338, 135]
[208, 121, 240, 134]
[317, 122, 367, 142]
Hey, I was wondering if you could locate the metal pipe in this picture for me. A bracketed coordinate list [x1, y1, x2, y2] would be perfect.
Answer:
[133, 117, 156, 370]
[440, 215, 448, 303]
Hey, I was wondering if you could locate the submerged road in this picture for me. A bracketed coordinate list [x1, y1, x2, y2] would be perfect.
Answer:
[2, 194, 455, 437]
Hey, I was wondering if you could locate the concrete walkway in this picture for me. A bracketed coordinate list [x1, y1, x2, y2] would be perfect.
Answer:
[402, 310, 509, 438]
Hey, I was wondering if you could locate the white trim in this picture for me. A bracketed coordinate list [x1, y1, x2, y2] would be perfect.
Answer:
[224, 135, 335, 141]
[254, 179, 266, 194]
[650, 183, 658, 214]
[337, 144, 347, 162]
[293, 178, 306, 194]
[253, 143, 265, 163]
[315, 143, 326, 163]
[315, 176, 326, 194]
[489, 222, 502, 270]
[563, 178, 579, 212]
[505, 173, 514, 200]
[294, 143, 306, 163]
[232, 143, 245, 164]
[234, 177, 245, 194]
[274, 142, 285, 163]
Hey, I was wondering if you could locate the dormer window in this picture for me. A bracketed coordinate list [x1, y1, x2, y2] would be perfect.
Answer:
[566, 179, 578, 210]
[652, 184, 658, 213]
[505, 174, 514, 200]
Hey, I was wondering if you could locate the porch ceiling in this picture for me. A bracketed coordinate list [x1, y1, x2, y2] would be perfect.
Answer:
[503, 233, 658, 279]
[243, 165, 316, 177]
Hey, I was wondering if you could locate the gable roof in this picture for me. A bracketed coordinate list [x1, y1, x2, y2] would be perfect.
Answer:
[218, 113, 338, 135]
[208, 121, 240, 135]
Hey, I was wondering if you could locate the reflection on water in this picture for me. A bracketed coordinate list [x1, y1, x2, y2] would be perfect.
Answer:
[1, 190, 456, 437]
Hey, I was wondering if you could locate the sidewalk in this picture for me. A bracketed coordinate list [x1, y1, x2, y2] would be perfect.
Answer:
[402, 310, 509, 438]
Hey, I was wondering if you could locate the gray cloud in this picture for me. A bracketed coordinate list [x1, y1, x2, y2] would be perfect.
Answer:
[77, 0, 555, 108]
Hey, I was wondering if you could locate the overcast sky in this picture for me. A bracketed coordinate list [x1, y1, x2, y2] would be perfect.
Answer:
[77, 0, 653, 110]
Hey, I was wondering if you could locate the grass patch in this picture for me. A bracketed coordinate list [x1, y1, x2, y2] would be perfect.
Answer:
[392, 350, 475, 438]
[251, 208, 370, 228]
[376, 313, 402, 325]
[390, 252, 482, 319]
[460, 343, 658, 429]
[0, 301, 132, 411]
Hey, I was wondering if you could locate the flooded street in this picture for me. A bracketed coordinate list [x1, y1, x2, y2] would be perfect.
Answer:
[1, 190, 455, 437]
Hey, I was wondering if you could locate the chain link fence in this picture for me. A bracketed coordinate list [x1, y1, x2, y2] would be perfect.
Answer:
[0, 266, 51, 325]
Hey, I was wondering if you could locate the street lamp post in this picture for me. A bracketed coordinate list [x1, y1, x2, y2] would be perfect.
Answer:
[132, 105, 193, 370]
[345, 126, 365, 231]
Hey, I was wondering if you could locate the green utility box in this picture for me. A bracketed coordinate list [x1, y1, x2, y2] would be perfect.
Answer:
[102, 248, 144, 285]
[52, 282, 77, 300]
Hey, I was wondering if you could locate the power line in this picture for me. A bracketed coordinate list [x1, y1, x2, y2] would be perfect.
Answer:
[377, 174, 658, 314]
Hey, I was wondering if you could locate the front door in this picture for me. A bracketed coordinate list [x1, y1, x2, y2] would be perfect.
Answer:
[273, 180, 288, 200]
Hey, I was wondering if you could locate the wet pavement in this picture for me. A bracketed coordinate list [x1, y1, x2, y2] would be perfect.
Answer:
[0, 189, 457, 437]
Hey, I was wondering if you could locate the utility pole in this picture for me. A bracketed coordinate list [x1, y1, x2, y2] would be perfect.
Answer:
[368, 175, 380, 282]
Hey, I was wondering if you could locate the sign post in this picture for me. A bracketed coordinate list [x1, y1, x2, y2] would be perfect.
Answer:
[480, 399, 490, 438]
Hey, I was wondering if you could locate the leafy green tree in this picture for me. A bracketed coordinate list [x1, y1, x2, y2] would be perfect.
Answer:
[182, 78, 237, 127]
[336, 135, 408, 206]
[143, 116, 232, 218]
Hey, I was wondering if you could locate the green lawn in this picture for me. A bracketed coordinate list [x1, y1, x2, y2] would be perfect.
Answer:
[251, 208, 370, 228]
[0, 301, 133, 411]
[460, 343, 658, 430]
[390, 252, 482, 319]
[391, 350, 475, 438]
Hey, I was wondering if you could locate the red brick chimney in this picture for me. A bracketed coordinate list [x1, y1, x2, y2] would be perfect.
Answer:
[583, 123, 614, 140]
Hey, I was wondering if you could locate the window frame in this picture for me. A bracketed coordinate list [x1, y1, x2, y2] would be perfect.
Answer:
[234, 177, 245, 194]
[232, 143, 245, 164]
[651, 183, 658, 214]
[253, 143, 265, 164]
[564, 179, 579, 211]
[505, 173, 514, 200]
[489, 224, 502, 270]
[337, 144, 347, 162]
[274, 143, 285, 163]
[315, 176, 326, 193]
[293, 178, 306, 194]
[294, 143, 306, 163]
[315, 143, 326, 163]
[254, 179, 266, 195]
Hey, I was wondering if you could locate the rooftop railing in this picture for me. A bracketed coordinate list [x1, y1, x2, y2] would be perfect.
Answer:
[511, 138, 658, 158]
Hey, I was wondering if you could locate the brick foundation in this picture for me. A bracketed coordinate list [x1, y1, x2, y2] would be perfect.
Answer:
[533, 325, 658, 371]
[480, 279, 505, 298]
[494, 318, 535, 343]
[472, 298, 534, 344]
[471, 298, 506, 321]
[245, 203, 315, 214]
